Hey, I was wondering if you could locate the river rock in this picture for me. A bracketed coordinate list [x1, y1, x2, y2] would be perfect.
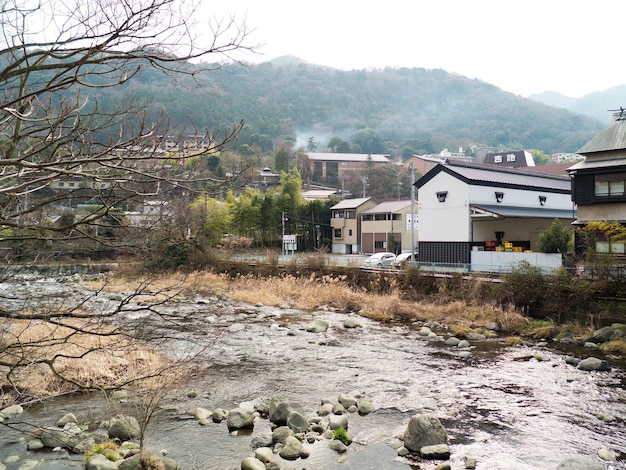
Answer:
[272, 426, 294, 444]
[0, 404, 23, 418]
[26, 438, 44, 450]
[466, 332, 486, 341]
[279, 436, 302, 460]
[587, 326, 615, 344]
[565, 356, 580, 366]
[403, 415, 448, 453]
[56, 413, 77, 427]
[39, 423, 83, 450]
[445, 337, 461, 346]
[420, 443, 451, 459]
[457, 340, 471, 348]
[250, 432, 273, 449]
[556, 456, 603, 469]
[108, 415, 140, 440]
[343, 318, 360, 328]
[328, 413, 348, 430]
[597, 447, 617, 461]
[318, 403, 334, 416]
[329, 439, 348, 453]
[306, 319, 329, 333]
[577, 357, 610, 372]
[287, 410, 309, 434]
[194, 407, 212, 420]
[86, 454, 118, 470]
[227, 407, 255, 431]
[338, 394, 358, 409]
[332, 403, 346, 415]
[111, 390, 128, 400]
[211, 408, 227, 423]
[269, 397, 292, 425]
[357, 397, 375, 416]
[254, 447, 274, 463]
[241, 456, 266, 470]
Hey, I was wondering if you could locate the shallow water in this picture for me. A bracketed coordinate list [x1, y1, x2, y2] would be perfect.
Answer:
[1, 280, 625, 469]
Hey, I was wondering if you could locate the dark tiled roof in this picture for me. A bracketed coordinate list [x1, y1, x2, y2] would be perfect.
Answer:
[417, 160, 571, 192]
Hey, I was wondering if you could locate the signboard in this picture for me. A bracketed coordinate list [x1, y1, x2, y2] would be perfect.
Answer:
[283, 234, 297, 252]
[406, 214, 418, 230]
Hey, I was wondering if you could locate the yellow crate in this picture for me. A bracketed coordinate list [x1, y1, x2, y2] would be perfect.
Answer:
[495, 247, 504, 252]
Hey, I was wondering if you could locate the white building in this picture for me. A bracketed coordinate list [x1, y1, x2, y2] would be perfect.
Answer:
[414, 160, 575, 269]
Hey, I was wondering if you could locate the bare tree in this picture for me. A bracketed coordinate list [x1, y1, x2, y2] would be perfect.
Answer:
[0, 0, 252, 401]
[0, 0, 253, 260]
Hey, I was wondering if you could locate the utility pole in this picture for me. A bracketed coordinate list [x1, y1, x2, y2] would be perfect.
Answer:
[282, 211, 286, 256]
[410, 162, 416, 263]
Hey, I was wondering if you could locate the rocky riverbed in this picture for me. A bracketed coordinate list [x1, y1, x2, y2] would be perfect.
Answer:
[1, 276, 625, 470]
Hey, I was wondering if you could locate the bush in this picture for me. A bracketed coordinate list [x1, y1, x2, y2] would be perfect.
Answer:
[537, 219, 572, 253]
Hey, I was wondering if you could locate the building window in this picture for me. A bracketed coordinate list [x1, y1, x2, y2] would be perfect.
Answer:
[374, 240, 386, 249]
[362, 214, 373, 221]
[595, 173, 626, 197]
[348, 229, 353, 236]
[597, 240, 625, 254]
[334, 228, 342, 239]
[436, 191, 448, 202]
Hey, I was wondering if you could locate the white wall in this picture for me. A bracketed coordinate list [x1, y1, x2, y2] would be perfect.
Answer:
[418, 173, 470, 241]
[471, 251, 563, 273]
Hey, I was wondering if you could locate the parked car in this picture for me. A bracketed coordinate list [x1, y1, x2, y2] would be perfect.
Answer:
[394, 252, 416, 268]
[363, 252, 396, 268]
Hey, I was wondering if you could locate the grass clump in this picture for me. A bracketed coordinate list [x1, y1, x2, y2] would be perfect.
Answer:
[86, 441, 121, 462]
[333, 427, 352, 445]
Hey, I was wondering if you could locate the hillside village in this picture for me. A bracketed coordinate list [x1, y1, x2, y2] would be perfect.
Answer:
[19, 110, 625, 276]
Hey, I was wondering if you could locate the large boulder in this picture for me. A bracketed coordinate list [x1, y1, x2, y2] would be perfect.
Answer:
[577, 357, 611, 372]
[403, 415, 448, 453]
[587, 326, 615, 344]
[108, 415, 141, 440]
[39, 423, 84, 450]
[269, 397, 292, 425]
[227, 407, 255, 431]
[85, 454, 118, 470]
[241, 457, 266, 470]
[306, 319, 329, 333]
[279, 436, 303, 460]
[287, 410, 309, 434]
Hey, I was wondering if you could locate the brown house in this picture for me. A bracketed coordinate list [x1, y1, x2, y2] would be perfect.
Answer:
[567, 109, 626, 255]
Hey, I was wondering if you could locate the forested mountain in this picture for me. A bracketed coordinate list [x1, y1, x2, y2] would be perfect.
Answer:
[528, 85, 626, 125]
[116, 57, 607, 156]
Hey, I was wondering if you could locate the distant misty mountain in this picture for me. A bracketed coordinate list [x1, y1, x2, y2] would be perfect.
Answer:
[528, 85, 626, 124]
[100, 55, 607, 155]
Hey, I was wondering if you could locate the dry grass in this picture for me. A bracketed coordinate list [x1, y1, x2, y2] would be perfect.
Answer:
[604, 339, 626, 355]
[2, 317, 176, 401]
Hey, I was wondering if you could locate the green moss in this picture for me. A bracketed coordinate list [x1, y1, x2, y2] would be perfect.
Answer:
[333, 427, 352, 445]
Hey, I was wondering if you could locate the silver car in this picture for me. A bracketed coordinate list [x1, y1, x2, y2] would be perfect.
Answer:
[363, 252, 396, 268]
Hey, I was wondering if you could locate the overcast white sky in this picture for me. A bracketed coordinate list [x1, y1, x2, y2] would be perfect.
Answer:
[208, 0, 625, 99]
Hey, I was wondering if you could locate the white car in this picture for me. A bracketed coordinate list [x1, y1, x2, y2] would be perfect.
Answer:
[363, 252, 396, 268]
[394, 252, 416, 268]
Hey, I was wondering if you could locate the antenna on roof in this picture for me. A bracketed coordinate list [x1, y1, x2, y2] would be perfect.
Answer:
[608, 107, 626, 121]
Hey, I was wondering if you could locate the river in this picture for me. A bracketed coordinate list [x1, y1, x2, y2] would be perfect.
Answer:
[1, 278, 625, 469]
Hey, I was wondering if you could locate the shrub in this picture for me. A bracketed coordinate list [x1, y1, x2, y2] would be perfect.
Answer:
[537, 219, 572, 253]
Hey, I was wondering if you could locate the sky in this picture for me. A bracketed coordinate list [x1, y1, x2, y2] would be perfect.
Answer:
[207, 0, 625, 99]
